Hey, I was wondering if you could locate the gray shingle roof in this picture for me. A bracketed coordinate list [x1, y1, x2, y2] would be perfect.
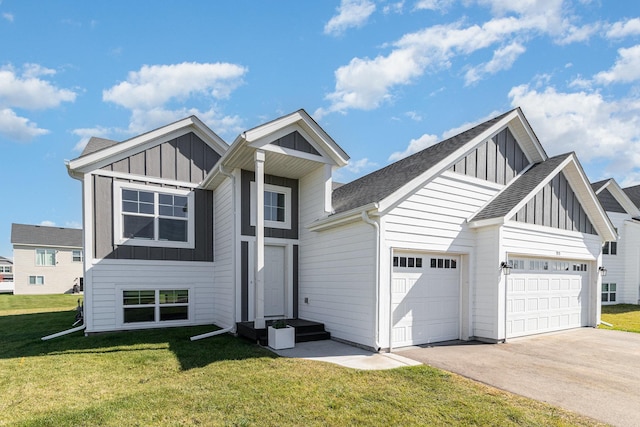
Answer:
[624, 184, 640, 209]
[11, 223, 82, 247]
[332, 110, 514, 214]
[471, 153, 572, 222]
[80, 137, 119, 157]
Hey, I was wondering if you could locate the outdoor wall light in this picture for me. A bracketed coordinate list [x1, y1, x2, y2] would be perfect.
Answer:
[500, 261, 512, 276]
[598, 266, 608, 277]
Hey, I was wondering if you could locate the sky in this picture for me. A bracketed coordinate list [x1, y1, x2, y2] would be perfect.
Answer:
[1, 0, 640, 258]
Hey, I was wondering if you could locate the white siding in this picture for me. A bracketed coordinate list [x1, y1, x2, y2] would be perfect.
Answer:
[502, 222, 601, 260]
[623, 220, 640, 304]
[384, 172, 500, 253]
[86, 260, 215, 333]
[472, 226, 501, 340]
[212, 176, 235, 326]
[299, 167, 377, 348]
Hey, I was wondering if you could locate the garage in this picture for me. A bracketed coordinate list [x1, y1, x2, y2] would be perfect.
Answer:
[391, 253, 460, 347]
[506, 258, 590, 338]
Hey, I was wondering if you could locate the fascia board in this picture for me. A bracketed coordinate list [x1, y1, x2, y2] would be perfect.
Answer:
[200, 134, 247, 190]
[605, 179, 640, 217]
[248, 123, 333, 164]
[510, 108, 547, 162]
[307, 203, 379, 232]
[467, 217, 505, 229]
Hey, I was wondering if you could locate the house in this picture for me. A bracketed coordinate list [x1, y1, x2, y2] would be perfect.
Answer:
[0, 256, 13, 293]
[66, 108, 615, 350]
[591, 179, 640, 305]
[10, 223, 84, 295]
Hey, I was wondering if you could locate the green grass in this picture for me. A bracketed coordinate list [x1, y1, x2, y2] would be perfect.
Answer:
[601, 304, 640, 333]
[0, 295, 606, 426]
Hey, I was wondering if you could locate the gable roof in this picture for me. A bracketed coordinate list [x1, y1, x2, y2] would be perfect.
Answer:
[592, 179, 640, 217]
[623, 184, 640, 210]
[11, 223, 82, 248]
[0, 256, 12, 264]
[67, 116, 228, 177]
[332, 108, 545, 214]
[471, 153, 571, 222]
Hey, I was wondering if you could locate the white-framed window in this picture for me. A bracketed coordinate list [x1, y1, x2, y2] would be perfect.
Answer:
[0, 266, 11, 273]
[430, 257, 457, 269]
[602, 283, 616, 303]
[72, 250, 83, 262]
[35, 249, 56, 266]
[602, 241, 617, 255]
[250, 182, 292, 229]
[393, 256, 423, 268]
[120, 288, 190, 324]
[29, 275, 45, 285]
[114, 182, 195, 249]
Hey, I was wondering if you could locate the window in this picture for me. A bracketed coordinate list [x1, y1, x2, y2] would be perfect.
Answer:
[602, 241, 617, 255]
[430, 257, 457, 269]
[122, 289, 189, 324]
[250, 183, 292, 229]
[72, 250, 83, 262]
[35, 249, 56, 266]
[602, 283, 616, 303]
[393, 256, 423, 268]
[0, 266, 11, 273]
[114, 182, 194, 249]
[29, 276, 45, 285]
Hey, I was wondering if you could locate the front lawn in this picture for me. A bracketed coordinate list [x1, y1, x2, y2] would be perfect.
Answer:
[0, 295, 605, 426]
[601, 304, 640, 333]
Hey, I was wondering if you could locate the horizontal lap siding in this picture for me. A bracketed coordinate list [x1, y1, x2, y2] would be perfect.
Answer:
[384, 173, 500, 252]
[213, 178, 234, 326]
[623, 221, 640, 304]
[502, 223, 601, 260]
[299, 167, 376, 348]
[604, 212, 630, 303]
[472, 226, 500, 340]
[88, 261, 215, 332]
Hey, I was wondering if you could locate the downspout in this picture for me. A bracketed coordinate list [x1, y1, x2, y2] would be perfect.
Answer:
[42, 324, 86, 341]
[361, 210, 381, 351]
[191, 164, 237, 341]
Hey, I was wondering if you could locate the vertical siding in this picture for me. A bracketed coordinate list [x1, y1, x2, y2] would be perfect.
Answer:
[299, 166, 377, 348]
[514, 171, 596, 234]
[212, 177, 235, 326]
[451, 128, 529, 185]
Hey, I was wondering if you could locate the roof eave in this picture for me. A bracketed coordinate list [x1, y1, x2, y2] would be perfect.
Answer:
[307, 203, 379, 232]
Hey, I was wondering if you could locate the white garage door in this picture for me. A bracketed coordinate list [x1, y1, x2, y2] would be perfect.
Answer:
[507, 258, 590, 338]
[391, 253, 460, 347]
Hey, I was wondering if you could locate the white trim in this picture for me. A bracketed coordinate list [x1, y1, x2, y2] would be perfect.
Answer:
[92, 169, 199, 189]
[90, 258, 214, 267]
[115, 284, 195, 329]
[113, 181, 195, 249]
[250, 182, 292, 230]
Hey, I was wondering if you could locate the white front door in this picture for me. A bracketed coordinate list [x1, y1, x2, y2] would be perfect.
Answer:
[264, 245, 286, 317]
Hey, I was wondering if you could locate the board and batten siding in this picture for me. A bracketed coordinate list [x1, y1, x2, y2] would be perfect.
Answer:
[91, 175, 214, 261]
[86, 260, 215, 333]
[101, 132, 221, 183]
[383, 172, 501, 252]
[513, 172, 596, 235]
[451, 127, 530, 185]
[298, 166, 377, 348]
[212, 176, 235, 327]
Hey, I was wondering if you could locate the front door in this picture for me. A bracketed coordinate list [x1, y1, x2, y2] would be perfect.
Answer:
[264, 245, 285, 317]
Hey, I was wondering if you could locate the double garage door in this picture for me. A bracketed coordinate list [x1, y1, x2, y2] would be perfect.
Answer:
[392, 253, 590, 347]
[506, 258, 590, 338]
[392, 253, 460, 347]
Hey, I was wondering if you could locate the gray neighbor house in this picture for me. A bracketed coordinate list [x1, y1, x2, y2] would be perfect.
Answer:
[66, 108, 622, 350]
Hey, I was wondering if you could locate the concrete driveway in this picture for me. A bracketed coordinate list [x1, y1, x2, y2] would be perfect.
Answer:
[395, 328, 640, 427]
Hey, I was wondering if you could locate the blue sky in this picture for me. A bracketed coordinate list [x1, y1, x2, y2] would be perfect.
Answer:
[1, 0, 640, 258]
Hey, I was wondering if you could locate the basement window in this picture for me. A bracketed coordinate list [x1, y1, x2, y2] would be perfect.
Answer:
[122, 289, 190, 324]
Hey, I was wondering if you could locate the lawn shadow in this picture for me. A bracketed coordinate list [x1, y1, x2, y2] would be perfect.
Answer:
[0, 309, 275, 370]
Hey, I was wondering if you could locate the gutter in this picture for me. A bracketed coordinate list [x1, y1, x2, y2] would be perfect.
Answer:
[361, 210, 381, 352]
[191, 164, 238, 341]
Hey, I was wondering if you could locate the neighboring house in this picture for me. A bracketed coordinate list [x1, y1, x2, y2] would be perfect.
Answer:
[10, 223, 84, 295]
[66, 108, 615, 350]
[0, 256, 14, 293]
[592, 179, 640, 305]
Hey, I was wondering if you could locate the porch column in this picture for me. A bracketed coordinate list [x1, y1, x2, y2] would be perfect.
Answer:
[254, 150, 266, 329]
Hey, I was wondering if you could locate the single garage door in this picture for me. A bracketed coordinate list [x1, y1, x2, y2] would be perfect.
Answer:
[391, 253, 460, 347]
[507, 258, 590, 338]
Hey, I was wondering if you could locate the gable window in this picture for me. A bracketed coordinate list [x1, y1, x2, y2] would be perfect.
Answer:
[121, 288, 190, 324]
[35, 249, 56, 266]
[602, 283, 616, 303]
[114, 182, 194, 249]
[250, 183, 292, 230]
[602, 241, 617, 255]
[29, 275, 45, 285]
[72, 250, 83, 262]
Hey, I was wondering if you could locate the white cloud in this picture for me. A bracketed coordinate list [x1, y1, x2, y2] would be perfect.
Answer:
[324, 0, 376, 36]
[382, 1, 404, 15]
[388, 133, 438, 161]
[465, 41, 526, 85]
[0, 108, 49, 141]
[344, 157, 378, 174]
[39, 220, 56, 227]
[103, 62, 247, 110]
[2, 12, 13, 22]
[413, 0, 453, 12]
[594, 45, 640, 85]
[606, 17, 640, 39]
[71, 126, 111, 152]
[508, 84, 640, 181]
[0, 64, 76, 109]
[405, 111, 422, 121]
